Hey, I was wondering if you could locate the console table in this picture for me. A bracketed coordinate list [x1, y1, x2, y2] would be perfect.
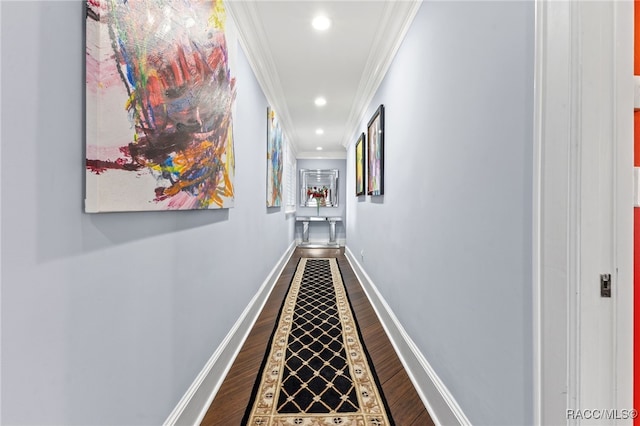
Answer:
[295, 216, 343, 247]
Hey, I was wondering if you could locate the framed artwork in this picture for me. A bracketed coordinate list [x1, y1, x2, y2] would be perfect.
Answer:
[367, 104, 385, 196]
[267, 107, 283, 207]
[355, 133, 366, 196]
[85, 0, 237, 212]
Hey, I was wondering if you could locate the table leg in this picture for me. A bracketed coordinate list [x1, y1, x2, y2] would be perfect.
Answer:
[329, 220, 336, 243]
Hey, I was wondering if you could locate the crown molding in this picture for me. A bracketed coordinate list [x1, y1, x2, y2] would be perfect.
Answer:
[340, 0, 422, 149]
[296, 150, 347, 160]
[225, 0, 299, 149]
[225, 0, 422, 155]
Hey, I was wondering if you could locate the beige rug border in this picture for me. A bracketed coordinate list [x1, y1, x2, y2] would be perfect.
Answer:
[245, 257, 392, 426]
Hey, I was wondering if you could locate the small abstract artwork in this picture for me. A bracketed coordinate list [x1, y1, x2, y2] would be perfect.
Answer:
[267, 107, 283, 207]
[367, 105, 385, 196]
[355, 132, 366, 196]
[85, 0, 237, 212]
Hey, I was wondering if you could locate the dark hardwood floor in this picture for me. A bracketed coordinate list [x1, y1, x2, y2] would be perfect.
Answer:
[201, 247, 434, 425]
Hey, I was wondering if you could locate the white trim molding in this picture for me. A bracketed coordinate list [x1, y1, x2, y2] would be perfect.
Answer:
[163, 241, 296, 426]
[340, 0, 422, 150]
[0, 2, 4, 422]
[532, 1, 574, 423]
[296, 151, 348, 160]
[224, 1, 299, 151]
[344, 246, 471, 426]
[613, 0, 634, 418]
[533, 0, 634, 424]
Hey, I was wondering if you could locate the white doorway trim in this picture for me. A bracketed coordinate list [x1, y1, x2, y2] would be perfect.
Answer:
[533, 1, 633, 424]
[612, 1, 634, 420]
[532, 2, 572, 422]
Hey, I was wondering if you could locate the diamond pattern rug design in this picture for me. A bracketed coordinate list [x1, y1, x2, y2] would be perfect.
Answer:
[242, 258, 394, 426]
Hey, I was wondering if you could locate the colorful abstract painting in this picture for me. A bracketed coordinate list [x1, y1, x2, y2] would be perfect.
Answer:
[267, 107, 283, 207]
[85, 0, 237, 212]
[367, 104, 384, 196]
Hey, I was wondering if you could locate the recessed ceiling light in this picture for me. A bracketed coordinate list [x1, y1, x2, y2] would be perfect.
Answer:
[315, 128, 324, 135]
[316, 147, 323, 151]
[312, 15, 331, 31]
[314, 97, 327, 107]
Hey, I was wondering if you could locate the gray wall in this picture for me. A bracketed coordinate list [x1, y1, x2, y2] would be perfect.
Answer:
[296, 159, 347, 244]
[1, 2, 294, 425]
[346, 2, 534, 425]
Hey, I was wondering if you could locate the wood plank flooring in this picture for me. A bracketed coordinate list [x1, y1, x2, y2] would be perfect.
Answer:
[201, 247, 434, 425]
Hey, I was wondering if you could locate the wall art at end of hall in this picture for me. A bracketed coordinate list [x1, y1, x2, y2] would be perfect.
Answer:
[355, 132, 366, 196]
[85, 0, 237, 212]
[267, 106, 283, 207]
[367, 104, 384, 196]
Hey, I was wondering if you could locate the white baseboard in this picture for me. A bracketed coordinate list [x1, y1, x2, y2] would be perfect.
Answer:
[294, 238, 346, 246]
[344, 246, 471, 426]
[163, 241, 296, 426]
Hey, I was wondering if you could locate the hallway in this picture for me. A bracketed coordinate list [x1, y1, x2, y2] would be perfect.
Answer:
[201, 248, 433, 425]
[2, 0, 532, 423]
[8, 0, 633, 424]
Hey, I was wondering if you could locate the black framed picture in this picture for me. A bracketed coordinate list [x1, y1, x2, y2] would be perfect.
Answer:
[355, 133, 366, 196]
[367, 104, 384, 196]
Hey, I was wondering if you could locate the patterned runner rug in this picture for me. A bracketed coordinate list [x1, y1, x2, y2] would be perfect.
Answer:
[242, 258, 394, 426]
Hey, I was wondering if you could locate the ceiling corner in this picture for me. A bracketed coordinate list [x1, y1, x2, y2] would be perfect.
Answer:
[225, 0, 299, 148]
[340, 0, 423, 149]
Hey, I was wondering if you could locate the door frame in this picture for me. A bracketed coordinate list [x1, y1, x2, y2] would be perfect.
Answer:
[533, 0, 634, 424]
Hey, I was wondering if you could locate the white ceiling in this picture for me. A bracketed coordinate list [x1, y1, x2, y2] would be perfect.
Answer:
[226, 1, 421, 159]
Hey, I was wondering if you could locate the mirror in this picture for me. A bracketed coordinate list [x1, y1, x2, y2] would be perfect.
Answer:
[300, 169, 339, 207]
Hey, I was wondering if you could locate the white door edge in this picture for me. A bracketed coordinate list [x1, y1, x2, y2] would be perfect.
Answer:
[533, 1, 573, 423]
[613, 0, 634, 419]
[533, 1, 634, 424]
